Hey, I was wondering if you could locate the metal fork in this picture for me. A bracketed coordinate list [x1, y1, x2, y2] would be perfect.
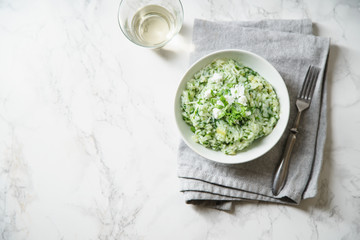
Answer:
[272, 65, 321, 196]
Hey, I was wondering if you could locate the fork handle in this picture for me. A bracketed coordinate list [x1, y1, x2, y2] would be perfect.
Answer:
[272, 129, 298, 196]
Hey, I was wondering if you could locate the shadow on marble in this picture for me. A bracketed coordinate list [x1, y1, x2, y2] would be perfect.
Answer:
[178, 23, 192, 38]
[153, 23, 193, 61]
[153, 48, 179, 61]
[312, 22, 319, 36]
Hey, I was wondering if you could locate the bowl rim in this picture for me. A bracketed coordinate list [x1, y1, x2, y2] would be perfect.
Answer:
[174, 49, 290, 164]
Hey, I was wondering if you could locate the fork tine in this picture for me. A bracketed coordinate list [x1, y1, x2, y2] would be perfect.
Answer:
[299, 66, 313, 99]
[302, 66, 316, 99]
[299, 66, 320, 100]
[307, 67, 320, 100]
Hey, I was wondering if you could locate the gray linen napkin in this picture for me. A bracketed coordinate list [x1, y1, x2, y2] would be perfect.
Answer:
[177, 19, 330, 210]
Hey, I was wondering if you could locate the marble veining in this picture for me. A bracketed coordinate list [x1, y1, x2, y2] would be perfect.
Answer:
[0, 0, 359, 239]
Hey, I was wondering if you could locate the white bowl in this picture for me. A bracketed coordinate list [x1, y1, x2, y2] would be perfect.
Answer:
[174, 49, 290, 164]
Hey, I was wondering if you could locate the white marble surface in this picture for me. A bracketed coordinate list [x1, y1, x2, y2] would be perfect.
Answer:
[0, 0, 359, 239]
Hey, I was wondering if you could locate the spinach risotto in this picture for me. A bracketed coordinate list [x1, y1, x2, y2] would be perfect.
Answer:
[181, 59, 280, 155]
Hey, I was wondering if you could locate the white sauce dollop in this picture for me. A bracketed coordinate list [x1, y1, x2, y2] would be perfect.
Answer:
[212, 108, 222, 119]
[208, 73, 223, 84]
